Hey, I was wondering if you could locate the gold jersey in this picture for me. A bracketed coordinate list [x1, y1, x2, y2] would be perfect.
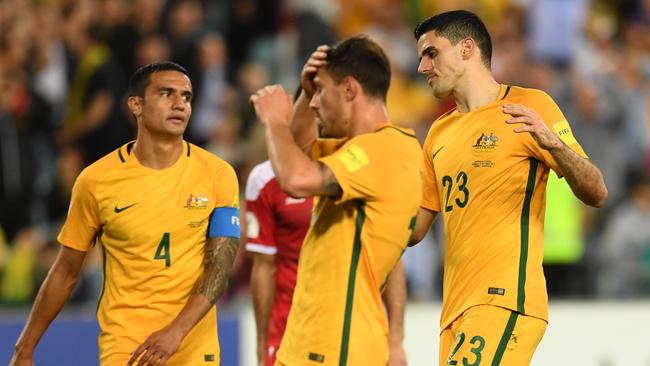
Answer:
[421, 85, 587, 330]
[58, 141, 239, 365]
[276, 125, 423, 366]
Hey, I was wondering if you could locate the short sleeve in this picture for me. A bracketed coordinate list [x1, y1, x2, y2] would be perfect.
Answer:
[421, 133, 441, 212]
[213, 163, 240, 208]
[318, 136, 379, 203]
[57, 169, 100, 251]
[245, 181, 277, 255]
[311, 138, 347, 160]
[524, 91, 588, 175]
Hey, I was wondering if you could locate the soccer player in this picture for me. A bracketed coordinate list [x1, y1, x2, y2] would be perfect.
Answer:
[249, 35, 421, 366]
[10, 61, 240, 366]
[409, 10, 608, 365]
[246, 161, 408, 366]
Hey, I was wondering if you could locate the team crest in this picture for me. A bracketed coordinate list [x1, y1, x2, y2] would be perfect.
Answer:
[184, 193, 210, 209]
[472, 132, 499, 152]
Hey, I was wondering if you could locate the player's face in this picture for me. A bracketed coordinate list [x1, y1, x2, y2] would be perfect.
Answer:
[309, 68, 349, 138]
[137, 70, 193, 138]
[417, 31, 464, 98]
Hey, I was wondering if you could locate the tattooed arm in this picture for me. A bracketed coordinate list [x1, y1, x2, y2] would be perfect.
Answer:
[128, 236, 239, 366]
[504, 103, 608, 207]
[192, 236, 239, 303]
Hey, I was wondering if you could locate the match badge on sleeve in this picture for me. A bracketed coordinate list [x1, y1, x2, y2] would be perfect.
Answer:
[233, 194, 240, 209]
[337, 145, 369, 173]
[552, 120, 578, 146]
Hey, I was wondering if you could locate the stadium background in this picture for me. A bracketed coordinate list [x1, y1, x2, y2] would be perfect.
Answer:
[0, 0, 649, 364]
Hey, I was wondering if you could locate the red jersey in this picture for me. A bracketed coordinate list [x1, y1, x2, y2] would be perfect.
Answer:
[245, 161, 313, 347]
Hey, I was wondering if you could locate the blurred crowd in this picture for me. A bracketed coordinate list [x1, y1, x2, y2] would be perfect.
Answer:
[0, 0, 649, 306]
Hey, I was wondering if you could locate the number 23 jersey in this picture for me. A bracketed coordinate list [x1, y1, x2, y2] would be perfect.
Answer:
[422, 85, 587, 331]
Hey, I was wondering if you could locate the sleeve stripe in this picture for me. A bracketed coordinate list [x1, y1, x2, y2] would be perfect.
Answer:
[245, 243, 278, 255]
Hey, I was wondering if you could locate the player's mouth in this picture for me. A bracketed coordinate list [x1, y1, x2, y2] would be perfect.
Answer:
[167, 115, 186, 124]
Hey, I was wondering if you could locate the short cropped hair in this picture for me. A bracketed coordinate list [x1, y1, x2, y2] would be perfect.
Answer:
[414, 10, 492, 68]
[128, 61, 190, 97]
[325, 35, 391, 101]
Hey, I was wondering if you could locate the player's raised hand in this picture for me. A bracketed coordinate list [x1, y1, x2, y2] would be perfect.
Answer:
[250, 85, 293, 127]
[301, 45, 330, 98]
[503, 103, 563, 151]
[127, 325, 185, 366]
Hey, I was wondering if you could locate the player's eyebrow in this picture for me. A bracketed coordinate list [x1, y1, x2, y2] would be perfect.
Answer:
[158, 87, 193, 99]
[419, 45, 436, 59]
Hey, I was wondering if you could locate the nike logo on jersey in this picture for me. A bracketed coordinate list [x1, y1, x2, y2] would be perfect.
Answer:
[285, 197, 306, 205]
[114, 203, 138, 213]
[432, 145, 445, 160]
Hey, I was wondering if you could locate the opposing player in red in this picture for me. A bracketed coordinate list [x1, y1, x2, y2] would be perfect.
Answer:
[246, 160, 408, 366]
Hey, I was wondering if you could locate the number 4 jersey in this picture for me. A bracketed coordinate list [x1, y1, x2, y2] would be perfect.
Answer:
[422, 85, 587, 332]
[58, 141, 239, 365]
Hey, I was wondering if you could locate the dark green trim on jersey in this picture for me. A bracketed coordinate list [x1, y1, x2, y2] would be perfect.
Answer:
[118, 147, 126, 163]
[339, 202, 366, 366]
[518, 159, 538, 313]
[375, 125, 417, 138]
[186, 141, 191, 157]
[96, 237, 107, 314]
[491, 311, 518, 365]
[127, 141, 135, 155]
[501, 85, 512, 100]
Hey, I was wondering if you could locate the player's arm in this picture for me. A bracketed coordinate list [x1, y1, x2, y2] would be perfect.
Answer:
[503, 103, 608, 207]
[382, 259, 408, 366]
[11, 246, 87, 366]
[409, 208, 438, 246]
[290, 45, 331, 154]
[250, 85, 342, 198]
[290, 91, 318, 154]
[128, 234, 239, 366]
[250, 253, 276, 366]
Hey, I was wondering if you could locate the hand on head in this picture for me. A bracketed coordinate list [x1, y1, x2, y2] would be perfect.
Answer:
[301, 45, 330, 99]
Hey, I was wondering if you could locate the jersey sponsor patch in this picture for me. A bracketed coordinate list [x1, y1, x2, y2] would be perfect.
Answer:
[336, 145, 369, 172]
[207, 206, 240, 238]
[308, 352, 325, 363]
[552, 120, 578, 146]
[488, 287, 506, 295]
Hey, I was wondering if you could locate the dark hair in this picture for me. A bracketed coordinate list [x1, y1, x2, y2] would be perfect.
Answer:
[414, 10, 492, 68]
[325, 35, 391, 101]
[128, 61, 190, 97]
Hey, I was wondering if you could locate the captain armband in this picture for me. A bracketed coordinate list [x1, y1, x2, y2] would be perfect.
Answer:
[207, 206, 241, 238]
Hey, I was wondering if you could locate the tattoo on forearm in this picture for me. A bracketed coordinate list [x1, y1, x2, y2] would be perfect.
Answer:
[551, 144, 606, 206]
[193, 236, 239, 304]
[318, 162, 342, 197]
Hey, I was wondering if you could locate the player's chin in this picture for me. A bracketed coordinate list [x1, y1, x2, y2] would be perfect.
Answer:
[164, 125, 187, 138]
[432, 86, 451, 99]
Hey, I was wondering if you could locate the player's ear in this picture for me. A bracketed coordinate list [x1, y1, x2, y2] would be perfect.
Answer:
[127, 96, 143, 118]
[460, 37, 476, 61]
[343, 76, 359, 101]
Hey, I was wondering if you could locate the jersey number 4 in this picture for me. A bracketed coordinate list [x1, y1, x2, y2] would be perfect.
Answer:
[154, 232, 171, 267]
[442, 171, 470, 212]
